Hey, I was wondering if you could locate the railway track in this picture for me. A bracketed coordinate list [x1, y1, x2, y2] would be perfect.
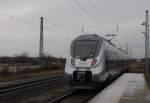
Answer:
[0, 73, 123, 103]
[49, 89, 101, 103]
[49, 73, 123, 103]
[0, 75, 65, 94]
[49, 90, 75, 103]
[49, 82, 110, 103]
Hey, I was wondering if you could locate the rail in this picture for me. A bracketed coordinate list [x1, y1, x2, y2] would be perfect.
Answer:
[49, 73, 124, 103]
[0, 75, 64, 94]
[49, 90, 75, 103]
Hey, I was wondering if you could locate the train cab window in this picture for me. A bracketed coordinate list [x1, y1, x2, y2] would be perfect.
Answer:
[74, 41, 98, 59]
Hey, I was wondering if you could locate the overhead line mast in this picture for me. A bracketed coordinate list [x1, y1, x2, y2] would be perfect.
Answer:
[145, 10, 149, 74]
[141, 10, 149, 74]
[39, 17, 44, 67]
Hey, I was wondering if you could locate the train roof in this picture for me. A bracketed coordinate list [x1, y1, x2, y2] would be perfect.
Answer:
[73, 34, 115, 46]
[73, 34, 103, 41]
[73, 34, 129, 55]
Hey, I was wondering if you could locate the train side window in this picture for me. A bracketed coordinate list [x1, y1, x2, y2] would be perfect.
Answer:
[105, 50, 107, 59]
[106, 49, 109, 59]
[105, 48, 107, 58]
[107, 50, 110, 63]
[109, 50, 111, 60]
[107, 49, 109, 59]
[110, 50, 112, 64]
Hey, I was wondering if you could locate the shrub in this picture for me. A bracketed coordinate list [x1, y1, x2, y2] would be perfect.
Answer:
[0, 67, 10, 76]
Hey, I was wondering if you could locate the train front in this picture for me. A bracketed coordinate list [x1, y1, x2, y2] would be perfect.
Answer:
[65, 34, 105, 89]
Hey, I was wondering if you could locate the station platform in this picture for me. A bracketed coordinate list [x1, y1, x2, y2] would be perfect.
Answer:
[88, 73, 150, 103]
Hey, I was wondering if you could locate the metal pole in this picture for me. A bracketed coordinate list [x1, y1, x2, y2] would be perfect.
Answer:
[145, 10, 149, 74]
[147, 10, 149, 74]
[130, 48, 131, 59]
[126, 43, 128, 54]
[39, 17, 44, 67]
[81, 25, 84, 34]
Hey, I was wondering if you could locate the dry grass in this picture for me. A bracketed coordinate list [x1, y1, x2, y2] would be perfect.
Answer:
[0, 67, 64, 83]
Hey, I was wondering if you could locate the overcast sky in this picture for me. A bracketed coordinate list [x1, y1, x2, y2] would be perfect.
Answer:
[0, 0, 149, 58]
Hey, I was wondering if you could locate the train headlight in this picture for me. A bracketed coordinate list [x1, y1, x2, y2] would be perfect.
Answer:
[91, 59, 97, 66]
[71, 59, 75, 66]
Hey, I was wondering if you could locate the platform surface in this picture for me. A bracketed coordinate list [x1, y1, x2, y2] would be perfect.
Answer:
[88, 73, 150, 103]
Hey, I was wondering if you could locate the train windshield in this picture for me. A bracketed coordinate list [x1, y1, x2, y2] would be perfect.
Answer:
[74, 41, 98, 59]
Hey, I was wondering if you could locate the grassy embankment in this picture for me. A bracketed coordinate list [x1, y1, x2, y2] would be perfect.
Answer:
[0, 65, 64, 82]
[0, 56, 66, 82]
